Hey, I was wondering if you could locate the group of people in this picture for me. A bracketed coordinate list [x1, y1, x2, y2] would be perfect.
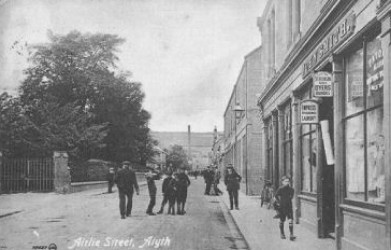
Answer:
[110, 161, 297, 241]
[203, 164, 242, 210]
[111, 161, 191, 219]
[202, 165, 223, 196]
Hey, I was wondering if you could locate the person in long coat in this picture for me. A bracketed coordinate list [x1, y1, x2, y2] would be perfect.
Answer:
[115, 161, 139, 219]
[224, 165, 242, 210]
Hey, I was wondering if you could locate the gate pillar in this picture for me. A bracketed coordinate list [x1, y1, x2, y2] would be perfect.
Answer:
[53, 151, 71, 194]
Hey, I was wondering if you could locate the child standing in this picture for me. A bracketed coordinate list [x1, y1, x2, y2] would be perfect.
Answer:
[157, 171, 174, 214]
[260, 180, 274, 209]
[274, 176, 296, 241]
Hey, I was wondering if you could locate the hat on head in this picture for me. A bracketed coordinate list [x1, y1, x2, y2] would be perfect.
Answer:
[122, 161, 131, 166]
[227, 164, 234, 169]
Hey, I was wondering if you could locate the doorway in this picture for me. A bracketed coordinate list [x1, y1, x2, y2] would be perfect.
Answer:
[317, 95, 335, 238]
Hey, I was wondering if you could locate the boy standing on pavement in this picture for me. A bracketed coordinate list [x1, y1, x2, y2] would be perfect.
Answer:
[274, 176, 296, 241]
[115, 161, 139, 219]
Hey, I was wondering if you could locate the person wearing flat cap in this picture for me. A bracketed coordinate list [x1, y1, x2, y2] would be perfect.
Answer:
[115, 161, 139, 219]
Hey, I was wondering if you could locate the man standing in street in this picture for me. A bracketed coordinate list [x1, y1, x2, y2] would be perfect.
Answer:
[115, 161, 139, 219]
[145, 166, 160, 215]
[224, 165, 242, 210]
[203, 166, 213, 195]
[176, 168, 191, 215]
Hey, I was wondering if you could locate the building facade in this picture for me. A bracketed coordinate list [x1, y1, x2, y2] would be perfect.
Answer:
[223, 46, 264, 195]
[257, 0, 391, 249]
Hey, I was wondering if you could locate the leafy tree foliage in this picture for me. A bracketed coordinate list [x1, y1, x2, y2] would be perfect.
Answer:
[166, 144, 190, 171]
[1, 30, 155, 164]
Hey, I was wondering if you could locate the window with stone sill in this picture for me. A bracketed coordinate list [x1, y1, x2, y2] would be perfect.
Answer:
[344, 35, 384, 205]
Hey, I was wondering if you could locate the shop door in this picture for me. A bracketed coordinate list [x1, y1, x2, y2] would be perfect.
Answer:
[317, 97, 335, 238]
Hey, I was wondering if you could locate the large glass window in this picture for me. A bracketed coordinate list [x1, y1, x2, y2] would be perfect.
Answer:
[300, 89, 317, 193]
[344, 35, 384, 204]
[267, 120, 273, 182]
[283, 103, 293, 178]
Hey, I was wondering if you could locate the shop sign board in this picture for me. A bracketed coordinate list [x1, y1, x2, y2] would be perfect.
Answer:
[300, 99, 318, 124]
[302, 12, 356, 77]
[314, 71, 333, 97]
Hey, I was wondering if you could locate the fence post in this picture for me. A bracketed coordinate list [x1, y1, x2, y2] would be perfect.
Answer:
[53, 151, 71, 194]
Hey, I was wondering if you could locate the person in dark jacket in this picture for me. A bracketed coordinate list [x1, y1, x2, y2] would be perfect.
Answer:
[157, 171, 174, 214]
[145, 167, 160, 215]
[106, 167, 115, 193]
[203, 167, 213, 195]
[175, 168, 191, 215]
[167, 174, 177, 215]
[115, 161, 139, 219]
[224, 165, 242, 210]
[274, 176, 296, 241]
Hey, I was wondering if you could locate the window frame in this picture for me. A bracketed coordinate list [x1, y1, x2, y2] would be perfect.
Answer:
[342, 33, 385, 212]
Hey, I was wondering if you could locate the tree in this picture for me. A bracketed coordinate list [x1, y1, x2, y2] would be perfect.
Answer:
[8, 30, 154, 163]
[166, 145, 190, 171]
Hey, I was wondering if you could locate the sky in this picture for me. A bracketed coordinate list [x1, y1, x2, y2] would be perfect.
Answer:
[0, 0, 265, 132]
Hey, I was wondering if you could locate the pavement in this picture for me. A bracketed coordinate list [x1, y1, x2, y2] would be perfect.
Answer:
[218, 187, 336, 250]
[0, 181, 147, 219]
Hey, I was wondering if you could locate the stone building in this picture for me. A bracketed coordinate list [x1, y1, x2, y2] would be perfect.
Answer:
[223, 46, 264, 195]
[257, 0, 391, 249]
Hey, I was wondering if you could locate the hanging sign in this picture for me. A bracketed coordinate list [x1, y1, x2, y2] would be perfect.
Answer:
[314, 71, 333, 97]
[300, 99, 319, 124]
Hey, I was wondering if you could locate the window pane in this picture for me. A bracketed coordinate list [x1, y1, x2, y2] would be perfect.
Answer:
[366, 108, 385, 204]
[346, 48, 364, 116]
[302, 135, 311, 192]
[345, 115, 365, 201]
[311, 133, 317, 193]
[366, 37, 384, 109]
[302, 124, 310, 135]
[284, 142, 292, 177]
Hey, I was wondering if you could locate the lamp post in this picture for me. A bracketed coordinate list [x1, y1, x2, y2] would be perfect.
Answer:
[233, 102, 245, 193]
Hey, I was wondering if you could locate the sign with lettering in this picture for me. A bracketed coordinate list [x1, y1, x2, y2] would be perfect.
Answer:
[300, 100, 318, 124]
[302, 12, 356, 77]
[313, 71, 333, 97]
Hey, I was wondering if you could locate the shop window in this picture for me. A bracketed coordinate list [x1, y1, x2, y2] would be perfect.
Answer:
[267, 120, 273, 181]
[344, 35, 384, 204]
[300, 88, 317, 194]
[283, 103, 293, 178]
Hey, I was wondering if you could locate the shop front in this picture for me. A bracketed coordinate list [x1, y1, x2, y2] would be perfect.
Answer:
[258, 1, 390, 249]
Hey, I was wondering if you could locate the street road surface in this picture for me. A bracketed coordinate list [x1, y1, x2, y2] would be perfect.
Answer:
[0, 178, 248, 250]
